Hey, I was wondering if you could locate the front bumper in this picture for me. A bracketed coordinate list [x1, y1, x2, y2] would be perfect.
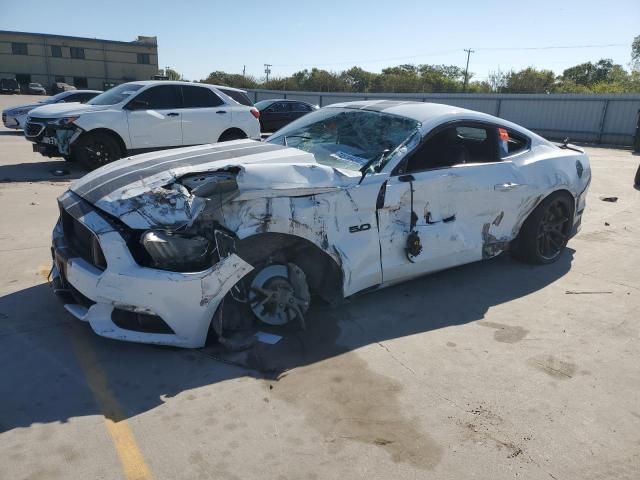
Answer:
[51, 191, 253, 348]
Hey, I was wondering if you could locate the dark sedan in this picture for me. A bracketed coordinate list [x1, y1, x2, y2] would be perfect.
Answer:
[255, 99, 318, 133]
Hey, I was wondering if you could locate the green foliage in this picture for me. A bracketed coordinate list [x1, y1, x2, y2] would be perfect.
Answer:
[503, 68, 555, 93]
[201, 71, 259, 89]
[161, 68, 183, 81]
[632, 35, 640, 71]
[195, 38, 640, 94]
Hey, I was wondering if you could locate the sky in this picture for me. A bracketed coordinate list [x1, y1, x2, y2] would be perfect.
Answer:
[2, 0, 638, 82]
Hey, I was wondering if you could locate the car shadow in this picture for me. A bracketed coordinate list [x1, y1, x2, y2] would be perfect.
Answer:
[0, 131, 24, 136]
[0, 249, 574, 432]
[0, 160, 86, 182]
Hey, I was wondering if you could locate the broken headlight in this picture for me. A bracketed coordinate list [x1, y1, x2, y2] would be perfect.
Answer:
[141, 231, 212, 272]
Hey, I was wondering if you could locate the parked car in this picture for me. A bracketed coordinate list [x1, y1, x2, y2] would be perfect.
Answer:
[255, 99, 318, 132]
[50, 101, 591, 348]
[2, 90, 101, 130]
[25, 81, 261, 168]
[0, 78, 21, 95]
[25, 82, 47, 95]
[50, 82, 76, 94]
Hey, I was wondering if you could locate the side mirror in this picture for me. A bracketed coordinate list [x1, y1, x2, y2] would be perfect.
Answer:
[126, 99, 149, 111]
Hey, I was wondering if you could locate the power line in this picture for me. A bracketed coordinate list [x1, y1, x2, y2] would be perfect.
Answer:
[269, 42, 628, 69]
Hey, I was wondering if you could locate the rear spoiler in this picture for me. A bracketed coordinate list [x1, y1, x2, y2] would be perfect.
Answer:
[556, 137, 584, 154]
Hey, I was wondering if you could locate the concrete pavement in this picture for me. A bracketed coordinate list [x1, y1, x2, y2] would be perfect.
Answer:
[0, 94, 638, 480]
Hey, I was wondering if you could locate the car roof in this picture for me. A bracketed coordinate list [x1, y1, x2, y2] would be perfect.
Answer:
[125, 80, 247, 92]
[328, 100, 551, 143]
[62, 89, 102, 94]
[259, 99, 311, 103]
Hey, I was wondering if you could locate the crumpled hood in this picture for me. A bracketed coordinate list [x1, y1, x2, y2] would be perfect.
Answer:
[28, 102, 110, 118]
[69, 140, 358, 229]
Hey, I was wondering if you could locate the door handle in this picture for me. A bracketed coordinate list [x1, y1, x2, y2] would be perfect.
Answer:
[216, 110, 227, 114]
[398, 174, 415, 183]
[166, 112, 179, 117]
[494, 182, 525, 191]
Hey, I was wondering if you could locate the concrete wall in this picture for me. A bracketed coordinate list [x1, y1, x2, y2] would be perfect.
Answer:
[247, 89, 640, 146]
[0, 30, 159, 91]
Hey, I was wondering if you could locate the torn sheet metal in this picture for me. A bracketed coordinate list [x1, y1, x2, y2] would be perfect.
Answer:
[51, 104, 592, 349]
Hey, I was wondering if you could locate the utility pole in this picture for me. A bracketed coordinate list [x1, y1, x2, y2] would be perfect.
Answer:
[242, 65, 246, 78]
[264, 64, 272, 83]
[463, 49, 474, 92]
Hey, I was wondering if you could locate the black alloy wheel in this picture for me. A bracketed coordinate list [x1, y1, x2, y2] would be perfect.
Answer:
[536, 198, 571, 261]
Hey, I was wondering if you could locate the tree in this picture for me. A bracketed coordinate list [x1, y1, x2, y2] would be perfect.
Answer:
[632, 35, 640, 71]
[487, 69, 508, 92]
[201, 71, 258, 89]
[340, 67, 375, 92]
[503, 68, 555, 93]
[162, 68, 183, 81]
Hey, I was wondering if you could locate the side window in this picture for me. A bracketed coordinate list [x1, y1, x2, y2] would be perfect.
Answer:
[50, 45, 62, 57]
[218, 88, 253, 106]
[405, 124, 498, 173]
[271, 102, 290, 113]
[291, 102, 309, 112]
[182, 86, 224, 108]
[133, 85, 183, 110]
[498, 128, 530, 158]
[71, 93, 95, 103]
[64, 93, 81, 102]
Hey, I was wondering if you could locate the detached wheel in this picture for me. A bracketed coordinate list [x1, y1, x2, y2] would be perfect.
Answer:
[514, 193, 574, 265]
[74, 132, 122, 170]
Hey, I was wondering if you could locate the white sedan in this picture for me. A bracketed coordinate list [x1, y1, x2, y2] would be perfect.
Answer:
[50, 101, 591, 348]
[1, 90, 101, 129]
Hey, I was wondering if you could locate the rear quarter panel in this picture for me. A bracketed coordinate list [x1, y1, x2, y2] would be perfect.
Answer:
[512, 143, 591, 234]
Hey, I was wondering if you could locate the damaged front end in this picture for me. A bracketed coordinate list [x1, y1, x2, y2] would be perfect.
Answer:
[50, 171, 258, 347]
[26, 116, 83, 158]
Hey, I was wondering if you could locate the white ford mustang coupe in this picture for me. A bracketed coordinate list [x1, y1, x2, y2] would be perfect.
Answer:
[51, 101, 591, 348]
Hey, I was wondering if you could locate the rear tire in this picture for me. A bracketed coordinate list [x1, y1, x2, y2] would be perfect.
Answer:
[218, 129, 247, 142]
[74, 132, 123, 170]
[513, 192, 574, 265]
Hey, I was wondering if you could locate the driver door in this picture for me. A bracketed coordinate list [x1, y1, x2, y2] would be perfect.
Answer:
[377, 122, 530, 285]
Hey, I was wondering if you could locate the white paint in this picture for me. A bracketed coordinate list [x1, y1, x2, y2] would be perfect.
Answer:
[53, 102, 592, 348]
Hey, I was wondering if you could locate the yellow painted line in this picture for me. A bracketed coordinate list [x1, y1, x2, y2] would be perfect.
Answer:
[39, 265, 51, 281]
[68, 328, 154, 480]
[38, 264, 153, 478]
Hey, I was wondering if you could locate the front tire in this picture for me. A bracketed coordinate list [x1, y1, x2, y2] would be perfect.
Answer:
[74, 132, 122, 170]
[514, 193, 574, 265]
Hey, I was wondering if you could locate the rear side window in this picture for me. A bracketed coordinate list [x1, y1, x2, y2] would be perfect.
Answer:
[498, 128, 530, 158]
[291, 102, 312, 112]
[134, 85, 183, 110]
[218, 88, 253, 106]
[406, 123, 498, 172]
[182, 86, 224, 108]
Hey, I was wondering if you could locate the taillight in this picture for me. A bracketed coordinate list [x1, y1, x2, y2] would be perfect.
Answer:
[250, 108, 260, 119]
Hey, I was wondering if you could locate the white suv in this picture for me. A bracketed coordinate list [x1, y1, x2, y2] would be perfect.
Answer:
[25, 81, 261, 169]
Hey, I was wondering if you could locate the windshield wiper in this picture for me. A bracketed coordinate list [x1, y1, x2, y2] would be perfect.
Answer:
[358, 149, 390, 184]
[283, 135, 311, 146]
